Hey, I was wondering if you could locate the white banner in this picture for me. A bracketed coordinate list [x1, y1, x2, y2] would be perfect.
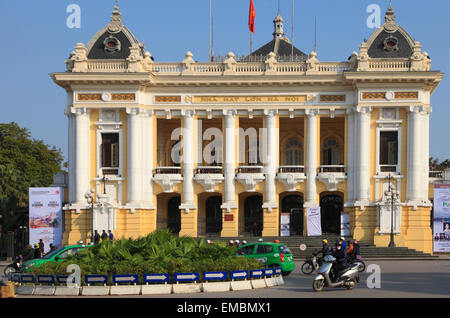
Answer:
[29, 187, 63, 253]
[280, 213, 290, 237]
[433, 184, 450, 253]
[341, 212, 350, 236]
[306, 207, 322, 236]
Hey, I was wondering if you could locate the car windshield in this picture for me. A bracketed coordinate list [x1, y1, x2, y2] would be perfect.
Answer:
[42, 248, 65, 260]
[278, 245, 292, 255]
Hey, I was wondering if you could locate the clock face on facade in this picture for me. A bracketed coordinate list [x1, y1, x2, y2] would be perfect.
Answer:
[103, 35, 121, 54]
[383, 36, 399, 53]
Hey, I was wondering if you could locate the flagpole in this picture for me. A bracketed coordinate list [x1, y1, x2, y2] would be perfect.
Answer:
[291, 0, 294, 62]
[209, 0, 212, 61]
[250, 32, 253, 62]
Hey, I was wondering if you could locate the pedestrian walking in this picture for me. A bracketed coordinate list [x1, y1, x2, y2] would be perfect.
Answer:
[108, 230, 114, 241]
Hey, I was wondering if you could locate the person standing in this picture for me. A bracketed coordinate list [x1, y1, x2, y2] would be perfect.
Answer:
[93, 230, 100, 244]
[108, 230, 114, 241]
[101, 230, 108, 241]
[38, 239, 45, 255]
[33, 244, 41, 259]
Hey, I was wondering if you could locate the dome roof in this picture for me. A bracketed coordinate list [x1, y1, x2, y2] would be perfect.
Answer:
[86, 5, 145, 60]
[250, 13, 307, 62]
[366, 5, 415, 59]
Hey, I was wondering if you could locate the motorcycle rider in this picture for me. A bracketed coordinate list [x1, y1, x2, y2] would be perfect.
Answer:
[331, 241, 348, 281]
[349, 240, 361, 260]
[314, 239, 331, 258]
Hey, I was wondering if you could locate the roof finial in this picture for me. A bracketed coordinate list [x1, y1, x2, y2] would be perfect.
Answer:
[384, 0, 397, 32]
[108, 0, 123, 33]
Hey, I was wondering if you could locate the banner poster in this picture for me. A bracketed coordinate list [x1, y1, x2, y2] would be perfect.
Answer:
[341, 212, 350, 236]
[306, 207, 322, 236]
[280, 213, 290, 237]
[29, 187, 63, 253]
[433, 184, 450, 253]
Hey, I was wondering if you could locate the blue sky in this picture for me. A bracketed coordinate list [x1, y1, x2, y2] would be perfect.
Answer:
[0, 0, 449, 163]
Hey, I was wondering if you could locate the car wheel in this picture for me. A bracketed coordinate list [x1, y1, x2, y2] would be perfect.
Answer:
[282, 271, 291, 276]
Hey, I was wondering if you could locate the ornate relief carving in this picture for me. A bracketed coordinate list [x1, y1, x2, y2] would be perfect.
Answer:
[362, 92, 385, 100]
[155, 96, 182, 103]
[78, 94, 102, 101]
[112, 93, 136, 101]
[395, 92, 418, 100]
[320, 95, 346, 102]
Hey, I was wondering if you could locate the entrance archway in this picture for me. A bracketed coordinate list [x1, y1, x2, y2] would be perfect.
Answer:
[244, 195, 263, 236]
[167, 196, 181, 235]
[205, 195, 223, 234]
[281, 194, 304, 236]
[320, 194, 343, 234]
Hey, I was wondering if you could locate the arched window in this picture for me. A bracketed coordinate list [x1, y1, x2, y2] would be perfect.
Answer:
[285, 138, 303, 166]
[322, 138, 341, 165]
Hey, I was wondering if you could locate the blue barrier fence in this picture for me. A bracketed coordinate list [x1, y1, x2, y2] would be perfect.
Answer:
[14, 267, 282, 285]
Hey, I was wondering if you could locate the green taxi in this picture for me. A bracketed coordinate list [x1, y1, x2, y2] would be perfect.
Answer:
[22, 244, 90, 272]
[235, 241, 295, 276]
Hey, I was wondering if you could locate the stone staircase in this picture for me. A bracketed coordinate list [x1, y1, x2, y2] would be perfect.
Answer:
[203, 234, 438, 260]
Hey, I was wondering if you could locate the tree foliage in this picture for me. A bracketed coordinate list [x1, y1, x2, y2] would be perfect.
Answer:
[429, 157, 450, 171]
[0, 122, 64, 231]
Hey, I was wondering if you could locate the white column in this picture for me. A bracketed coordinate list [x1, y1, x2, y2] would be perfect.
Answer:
[142, 110, 156, 209]
[346, 109, 355, 206]
[73, 107, 90, 204]
[65, 110, 75, 204]
[354, 107, 372, 209]
[304, 109, 319, 207]
[126, 108, 142, 206]
[407, 106, 430, 206]
[262, 109, 278, 211]
[180, 110, 196, 212]
[221, 110, 238, 211]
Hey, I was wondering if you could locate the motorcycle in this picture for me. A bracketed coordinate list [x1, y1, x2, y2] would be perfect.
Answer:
[4, 256, 23, 278]
[301, 255, 324, 275]
[312, 255, 360, 292]
[347, 255, 366, 273]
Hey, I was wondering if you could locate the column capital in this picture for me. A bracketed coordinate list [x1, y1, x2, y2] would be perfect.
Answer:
[71, 107, 89, 116]
[355, 106, 372, 114]
[142, 109, 154, 118]
[223, 109, 237, 117]
[263, 109, 278, 117]
[126, 107, 140, 116]
[181, 109, 195, 118]
[305, 108, 319, 117]
[407, 105, 431, 115]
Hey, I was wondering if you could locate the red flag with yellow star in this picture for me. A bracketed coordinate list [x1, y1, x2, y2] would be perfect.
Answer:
[249, 0, 256, 33]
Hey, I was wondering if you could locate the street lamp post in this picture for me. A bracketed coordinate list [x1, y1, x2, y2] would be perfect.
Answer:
[84, 188, 96, 243]
[386, 173, 398, 248]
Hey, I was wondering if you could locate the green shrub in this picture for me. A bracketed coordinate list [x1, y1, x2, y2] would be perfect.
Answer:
[30, 230, 262, 283]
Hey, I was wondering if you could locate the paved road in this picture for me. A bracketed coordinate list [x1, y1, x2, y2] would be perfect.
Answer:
[3, 260, 450, 298]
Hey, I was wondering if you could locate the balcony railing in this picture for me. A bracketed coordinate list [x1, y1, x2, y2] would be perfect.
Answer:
[318, 165, 346, 173]
[195, 166, 223, 174]
[278, 166, 305, 174]
[237, 166, 264, 174]
[153, 167, 182, 176]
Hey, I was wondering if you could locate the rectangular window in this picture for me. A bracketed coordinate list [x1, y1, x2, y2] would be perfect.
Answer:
[380, 131, 398, 166]
[101, 133, 119, 168]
